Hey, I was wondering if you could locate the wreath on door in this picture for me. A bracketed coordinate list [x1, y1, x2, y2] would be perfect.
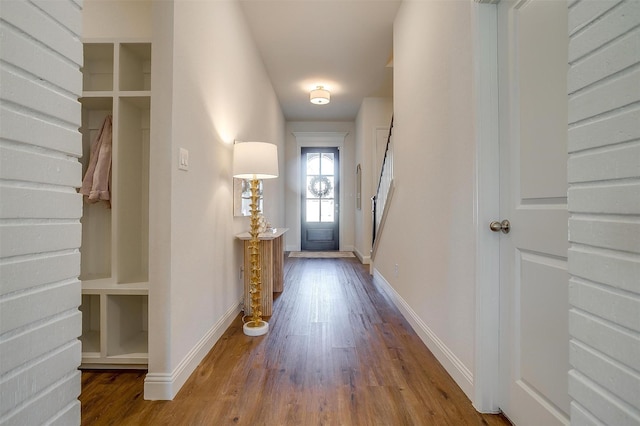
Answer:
[308, 175, 332, 198]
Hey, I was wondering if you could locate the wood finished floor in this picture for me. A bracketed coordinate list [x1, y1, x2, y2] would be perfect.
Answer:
[81, 257, 510, 425]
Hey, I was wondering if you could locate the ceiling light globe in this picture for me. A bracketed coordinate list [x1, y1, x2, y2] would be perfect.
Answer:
[310, 87, 330, 105]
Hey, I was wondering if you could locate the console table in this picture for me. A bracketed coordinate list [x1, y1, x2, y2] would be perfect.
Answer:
[236, 228, 288, 316]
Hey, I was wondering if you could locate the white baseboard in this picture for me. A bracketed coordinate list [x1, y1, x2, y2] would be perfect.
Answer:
[372, 269, 474, 399]
[285, 245, 359, 254]
[354, 248, 371, 265]
[143, 299, 241, 400]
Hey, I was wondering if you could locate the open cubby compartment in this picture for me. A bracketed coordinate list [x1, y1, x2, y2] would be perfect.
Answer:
[83, 43, 114, 91]
[79, 98, 113, 281]
[116, 97, 150, 284]
[106, 294, 148, 359]
[79, 294, 101, 355]
[119, 43, 151, 91]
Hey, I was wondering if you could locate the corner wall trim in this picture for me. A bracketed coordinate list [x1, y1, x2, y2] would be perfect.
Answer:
[372, 269, 474, 398]
[143, 299, 241, 400]
[354, 248, 371, 265]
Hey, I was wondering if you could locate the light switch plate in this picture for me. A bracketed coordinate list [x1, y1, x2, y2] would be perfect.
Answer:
[179, 148, 189, 171]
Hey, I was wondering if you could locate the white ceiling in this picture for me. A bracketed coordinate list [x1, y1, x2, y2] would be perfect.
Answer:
[239, 0, 401, 122]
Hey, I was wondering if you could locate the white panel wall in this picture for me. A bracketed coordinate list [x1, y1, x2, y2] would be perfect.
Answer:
[0, 0, 83, 424]
[567, 1, 640, 424]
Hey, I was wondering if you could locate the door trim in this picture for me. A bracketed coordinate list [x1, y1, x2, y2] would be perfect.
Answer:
[473, 1, 501, 413]
[292, 132, 348, 251]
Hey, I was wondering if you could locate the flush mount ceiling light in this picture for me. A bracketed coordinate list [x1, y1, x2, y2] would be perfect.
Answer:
[310, 86, 330, 105]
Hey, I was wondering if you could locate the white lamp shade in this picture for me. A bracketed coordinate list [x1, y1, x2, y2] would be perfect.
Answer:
[233, 141, 279, 179]
[310, 87, 330, 105]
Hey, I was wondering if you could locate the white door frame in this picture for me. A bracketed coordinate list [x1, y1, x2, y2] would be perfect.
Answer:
[473, 0, 501, 414]
[292, 132, 348, 251]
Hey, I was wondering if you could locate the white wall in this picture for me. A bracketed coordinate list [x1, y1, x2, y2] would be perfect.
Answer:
[145, 0, 286, 399]
[146, 0, 174, 397]
[0, 1, 83, 423]
[284, 121, 356, 251]
[372, 0, 478, 398]
[567, 1, 640, 424]
[354, 98, 393, 263]
[83, 0, 151, 39]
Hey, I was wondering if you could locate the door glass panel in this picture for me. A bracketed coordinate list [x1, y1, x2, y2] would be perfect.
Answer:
[321, 200, 334, 222]
[305, 152, 335, 223]
[306, 200, 320, 222]
[306, 176, 318, 199]
[306, 153, 320, 175]
[324, 176, 335, 199]
[320, 153, 334, 174]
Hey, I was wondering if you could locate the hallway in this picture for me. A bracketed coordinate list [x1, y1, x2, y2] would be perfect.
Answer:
[81, 256, 509, 425]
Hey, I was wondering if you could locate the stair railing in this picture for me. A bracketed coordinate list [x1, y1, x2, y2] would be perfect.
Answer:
[371, 117, 394, 259]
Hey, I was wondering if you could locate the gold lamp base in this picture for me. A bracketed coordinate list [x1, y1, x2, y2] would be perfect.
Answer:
[243, 320, 269, 336]
[243, 178, 268, 337]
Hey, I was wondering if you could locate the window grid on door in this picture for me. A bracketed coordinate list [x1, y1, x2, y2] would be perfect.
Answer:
[305, 152, 335, 223]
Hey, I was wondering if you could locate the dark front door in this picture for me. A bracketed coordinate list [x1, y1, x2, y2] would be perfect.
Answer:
[301, 147, 339, 251]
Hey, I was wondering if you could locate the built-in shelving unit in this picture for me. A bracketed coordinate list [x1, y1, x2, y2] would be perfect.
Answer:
[79, 40, 151, 368]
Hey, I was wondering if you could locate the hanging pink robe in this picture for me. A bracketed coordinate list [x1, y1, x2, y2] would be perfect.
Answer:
[80, 115, 112, 205]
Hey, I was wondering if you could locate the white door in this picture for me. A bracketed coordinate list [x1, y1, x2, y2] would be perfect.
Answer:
[497, 0, 570, 424]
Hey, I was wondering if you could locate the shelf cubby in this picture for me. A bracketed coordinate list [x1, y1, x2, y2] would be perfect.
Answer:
[106, 295, 148, 359]
[116, 97, 150, 284]
[79, 294, 101, 355]
[119, 43, 151, 91]
[82, 43, 114, 92]
[79, 97, 113, 282]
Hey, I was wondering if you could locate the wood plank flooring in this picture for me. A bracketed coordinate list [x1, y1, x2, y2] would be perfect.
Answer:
[81, 257, 510, 425]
